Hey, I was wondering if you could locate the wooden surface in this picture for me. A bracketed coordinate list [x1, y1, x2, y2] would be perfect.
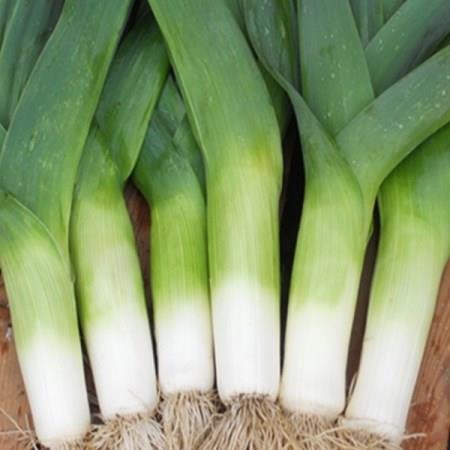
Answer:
[0, 186, 449, 449]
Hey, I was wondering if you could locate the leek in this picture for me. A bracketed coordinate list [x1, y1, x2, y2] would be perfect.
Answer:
[147, 0, 286, 447]
[244, 0, 450, 445]
[133, 76, 214, 449]
[70, 16, 169, 450]
[342, 122, 450, 449]
[274, 9, 373, 438]
[0, 0, 132, 447]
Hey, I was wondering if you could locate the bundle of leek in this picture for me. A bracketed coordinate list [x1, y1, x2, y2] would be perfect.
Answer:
[70, 14, 169, 450]
[147, 0, 287, 447]
[0, 0, 132, 448]
[244, 0, 450, 446]
[133, 76, 215, 449]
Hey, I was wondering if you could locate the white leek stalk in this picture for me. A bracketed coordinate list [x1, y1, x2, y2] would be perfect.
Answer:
[0, 195, 90, 447]
[342, 124, 450, 447]
[133, 77, 215, 448]
[70, 16, 169, 450]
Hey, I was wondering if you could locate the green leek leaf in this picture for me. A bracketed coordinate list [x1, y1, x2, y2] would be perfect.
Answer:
[0, 0, 63, 127]
[383, 0, 404, 20]
[366, 0, 450, 93]
[0, 0, 133, 256]
[297, 0, 374, 135]
[350, 0, 384, 47]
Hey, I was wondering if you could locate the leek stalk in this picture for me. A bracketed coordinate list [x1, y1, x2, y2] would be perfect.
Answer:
[0, 1, 132, 447]
[342, 125, 450, 446]
[133, 76, 214, 448]
[70, 15, 169, 450]
[338, 1, 450, 446]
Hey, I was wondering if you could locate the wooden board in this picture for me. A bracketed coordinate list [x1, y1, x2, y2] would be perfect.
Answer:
[0, 186, 449, 449]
